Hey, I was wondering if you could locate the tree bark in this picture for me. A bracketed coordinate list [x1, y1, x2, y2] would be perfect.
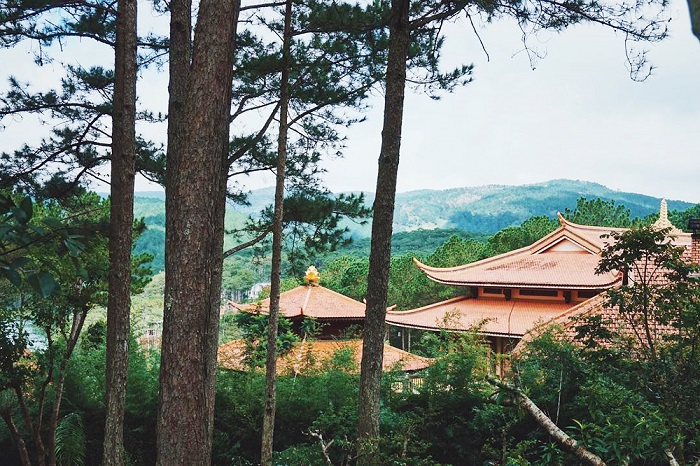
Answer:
[103, 0, 138, 461]
[1, 409, 31, 466]
[356, 0, 410, 463]
[164, 0, 191, 179]
[156, 0, 239, 463]
[488, 377, 607, 466]
[260, 2, 292, 463]
[689, 0, 700, 40]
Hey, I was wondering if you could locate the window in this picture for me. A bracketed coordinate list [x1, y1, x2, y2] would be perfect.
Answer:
[577, 290, 599, 299]
[518, 289, 559, 297]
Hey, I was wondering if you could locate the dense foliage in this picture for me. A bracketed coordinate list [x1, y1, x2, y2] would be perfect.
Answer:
[2, 194, 700, 464]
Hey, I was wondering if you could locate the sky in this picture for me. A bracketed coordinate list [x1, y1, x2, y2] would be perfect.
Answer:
[1, 0, 699, 203]
[315, 1, 700, 203]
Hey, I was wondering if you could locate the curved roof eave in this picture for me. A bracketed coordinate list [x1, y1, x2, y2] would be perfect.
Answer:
[413, 215, 631, 287]
[424, 275, 622, 289]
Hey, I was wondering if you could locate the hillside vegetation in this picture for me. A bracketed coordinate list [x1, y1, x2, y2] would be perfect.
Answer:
[139, 179, 693, 236]
[130, 179, 698, 309]
[133, 179, 694, 271]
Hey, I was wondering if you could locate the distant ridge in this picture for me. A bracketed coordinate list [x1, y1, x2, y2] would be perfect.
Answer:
[135, 179, 695, 239]
[133, 191, 165, 200]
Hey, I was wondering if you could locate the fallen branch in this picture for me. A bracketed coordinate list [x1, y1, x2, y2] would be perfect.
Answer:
[487, 376, 606, 466]
[664, 449, 679, 466]
[306, 429, 334, 466]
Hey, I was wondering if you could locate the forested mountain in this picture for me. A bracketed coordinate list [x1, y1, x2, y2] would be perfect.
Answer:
[132, 178, 695, 275]
[136, 178, 694, 237]
[362, 179, 693, 235]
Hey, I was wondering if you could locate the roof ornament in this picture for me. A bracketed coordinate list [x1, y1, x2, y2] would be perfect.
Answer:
[304, 265, 320, 286]
[652, 199, 682, 235]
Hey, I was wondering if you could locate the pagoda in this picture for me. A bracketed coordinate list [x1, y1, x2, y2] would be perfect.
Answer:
[219, 266, 432, 375]
[386, 201, 696, 356]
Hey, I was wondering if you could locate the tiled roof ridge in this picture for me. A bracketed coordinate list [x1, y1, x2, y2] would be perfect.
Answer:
[557, 214, 628, 234]
[529, 221, 601, 254]
[413, 240, 537, 274]
[451, 279, 621, 289]
[385, 344, 434, 363]
[232, 284, 367, 316]
[549, 290, 611, 324]
[533, 231, 601, 255]
[386, 295, 470, 316]
[218, 338, 433, 373]
[300, 286, 313, 315]
[413, 217, 616, 280]
[312, 284, 366, 306]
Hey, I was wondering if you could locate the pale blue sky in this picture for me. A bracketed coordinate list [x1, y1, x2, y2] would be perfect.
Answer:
[1, 0, 698, 203]
[318, 1, 700, 203]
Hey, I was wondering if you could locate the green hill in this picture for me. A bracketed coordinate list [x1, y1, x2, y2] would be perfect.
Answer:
[132, 179, 697, 271]
[133, 196, 251, 272]
[389, 179, 693, 235]
[235, 180, 694, 237]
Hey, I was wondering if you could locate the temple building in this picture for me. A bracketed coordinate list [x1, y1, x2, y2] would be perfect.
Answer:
[386, 200, 697, 357]
[219, 267, 432, 375]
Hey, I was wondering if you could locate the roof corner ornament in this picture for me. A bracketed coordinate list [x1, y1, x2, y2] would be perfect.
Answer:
[304, 265, 320, 286]
[557, 212, 566, 225]
[652, 199, 682, 235]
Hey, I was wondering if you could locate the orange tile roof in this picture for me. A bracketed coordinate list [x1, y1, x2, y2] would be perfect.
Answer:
[414, 215, 694, 289]
[512, 292, 611, 353]
[511, 250, 698, 354]
[415, 253, 621, 289]
[217, 338, 432, 374]
[413, 217, 625, 289]
[386, 296, 574, 337]
[231, 284, 366, 320]
[512, 287, 682, 357]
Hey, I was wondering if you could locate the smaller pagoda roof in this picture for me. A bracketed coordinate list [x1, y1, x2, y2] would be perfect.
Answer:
[386, 296, 575, 337]
[218, 339, 432, 374]
[232, 284, 366, 320]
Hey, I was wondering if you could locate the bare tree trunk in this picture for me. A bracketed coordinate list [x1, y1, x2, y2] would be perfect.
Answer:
[164, 0, 191, 179]
[260, 1, 292, 463]
[156, 0, 239, 463]
[103, 0, 138, 461]
[356, 0, 410, 463]
[29, 328, 53, 466]
[488, 377, 607, 466]
[308, 430, 334, 466]
[48, 309, 87, 466]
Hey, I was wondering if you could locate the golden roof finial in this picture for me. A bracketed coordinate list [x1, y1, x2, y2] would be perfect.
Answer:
[652, 199, 682, 234]
[304, 265, 320, 285]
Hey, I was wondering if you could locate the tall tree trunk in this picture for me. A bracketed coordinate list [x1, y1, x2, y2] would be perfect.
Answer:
[164, 0, 192, 180]
[103, 0, 138, 462]
[356, 0, 410, 463]
[156, 0, 239, 463]
[260, 2, 293, 463]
